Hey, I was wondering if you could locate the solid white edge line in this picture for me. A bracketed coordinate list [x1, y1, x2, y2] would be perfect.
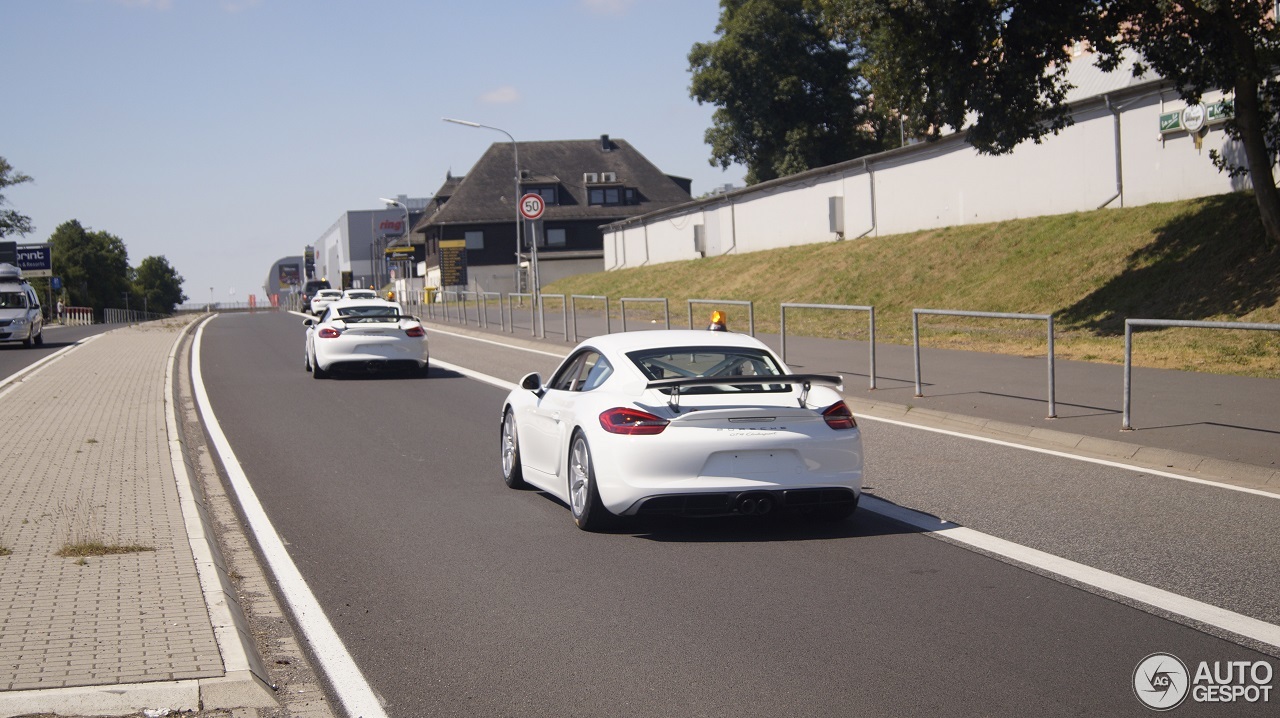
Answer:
[427, 325, 568, 358]
[854, 413, 1280, 501]
[430, 357, 517, 391]
[428, 336, 1280, 653]
[862, 495, 1280, 651]
[0, 333, 103, 398]
[191, 316, 389, 718]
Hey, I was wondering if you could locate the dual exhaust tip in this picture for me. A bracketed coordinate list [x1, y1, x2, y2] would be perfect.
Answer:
[735, 493, 774, 516]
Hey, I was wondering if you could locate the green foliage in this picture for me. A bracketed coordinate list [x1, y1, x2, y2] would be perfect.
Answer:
[48, 220, 131, 319]
[689, 0, 894, 184]
[0, 156, 34, 238]
[822, 0, 1280, 244]
[133, 255, 187, 315]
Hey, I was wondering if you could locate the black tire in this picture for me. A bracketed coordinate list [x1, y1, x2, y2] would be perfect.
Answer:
[312, 355, 328, 379]
[416, 359, 430, 378]
[304, 352, 312, 372]
[568, 432, 614, 531]
[33, 329, 43, 347]
[500, 408, 528, 489]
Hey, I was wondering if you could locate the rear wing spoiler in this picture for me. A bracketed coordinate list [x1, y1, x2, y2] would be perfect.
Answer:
[646, 373, 843, 410]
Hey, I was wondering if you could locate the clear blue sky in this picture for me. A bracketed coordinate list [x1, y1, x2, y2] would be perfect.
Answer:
[1, 0, 744, 305]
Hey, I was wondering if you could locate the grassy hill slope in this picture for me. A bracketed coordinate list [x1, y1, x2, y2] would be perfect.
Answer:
[545, 191, 1280, 377]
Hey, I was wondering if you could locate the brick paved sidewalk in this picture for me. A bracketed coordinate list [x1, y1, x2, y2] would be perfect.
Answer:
[0, 320, 280, 717]
[0, 320, 223, 691]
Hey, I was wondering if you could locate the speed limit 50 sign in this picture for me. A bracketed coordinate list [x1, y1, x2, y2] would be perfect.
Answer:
[519, 193, 546, 221]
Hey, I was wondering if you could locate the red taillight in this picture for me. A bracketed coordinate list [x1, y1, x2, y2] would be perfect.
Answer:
[405, 326, 425, 337]
[599, 407, 669, 435]
[823, 401, 857, 430]
[318, 327, 342, 339]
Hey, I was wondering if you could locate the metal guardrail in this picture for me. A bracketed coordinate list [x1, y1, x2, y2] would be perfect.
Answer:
[1123, 318, 1280, 430]
[570, 294, 610, 343]
[477, 291, 501, 330]
[508, 293, 535, 336]
[913, 308, 1057, 418]
[781, 303, 876, 389]
[539, 293, 568, 341]
[687, 298, 754, 336]
[619, 297, 670, 332]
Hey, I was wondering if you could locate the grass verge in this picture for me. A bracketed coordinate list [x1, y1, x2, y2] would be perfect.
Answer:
[546, 191, 1280, 377]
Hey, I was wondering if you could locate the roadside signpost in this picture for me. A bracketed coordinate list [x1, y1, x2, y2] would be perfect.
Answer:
[519, 193, 546, 337]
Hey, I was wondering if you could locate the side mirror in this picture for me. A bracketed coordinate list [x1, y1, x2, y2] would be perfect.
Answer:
[520, 372, 543, 394]
[303, 318, 314, 326]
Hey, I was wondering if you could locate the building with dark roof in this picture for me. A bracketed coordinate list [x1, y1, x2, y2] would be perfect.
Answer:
[414, 135, 692, 293]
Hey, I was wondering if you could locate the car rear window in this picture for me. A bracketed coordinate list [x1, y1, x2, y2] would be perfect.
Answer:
[627, 346, 787, 394]
[335, 306, 399, 322]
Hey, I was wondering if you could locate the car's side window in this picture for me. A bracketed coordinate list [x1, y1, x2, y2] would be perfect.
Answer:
[549, 353, 587, 392]
[577, 353, 612, 392]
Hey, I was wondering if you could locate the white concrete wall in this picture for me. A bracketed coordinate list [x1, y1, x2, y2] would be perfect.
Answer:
[605, 87, 1253, 270]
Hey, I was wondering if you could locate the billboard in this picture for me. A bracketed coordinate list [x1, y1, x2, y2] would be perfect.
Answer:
[278, 263, 300, 286]
[17, 244, 52, 277]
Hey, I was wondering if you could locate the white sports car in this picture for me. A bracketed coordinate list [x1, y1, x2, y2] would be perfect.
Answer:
[308, 288, 344, 316]
[500, 329, 863, 531]
[304, 299, 429, 379]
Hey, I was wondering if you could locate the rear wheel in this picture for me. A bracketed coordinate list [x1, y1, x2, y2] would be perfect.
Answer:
[312, 354, 328, 379]
[500, 409, 527, 489]
[416, 359, 430, 378]
[568, 432, 613, 531]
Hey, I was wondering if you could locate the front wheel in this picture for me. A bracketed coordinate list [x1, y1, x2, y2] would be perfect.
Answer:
[568, 432, 614, 531]
[33, 328, 43, 347]
[500, 409, 527, 489]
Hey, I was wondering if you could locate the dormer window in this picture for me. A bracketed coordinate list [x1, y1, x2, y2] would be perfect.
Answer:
[589, 184, 633, 206]
[526, 185, 558, 205]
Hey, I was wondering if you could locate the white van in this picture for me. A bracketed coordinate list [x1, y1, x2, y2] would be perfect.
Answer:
[0, 263, 44, 347]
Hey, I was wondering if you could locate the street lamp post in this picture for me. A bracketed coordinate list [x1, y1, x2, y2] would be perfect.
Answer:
[442, 118, 537, 320]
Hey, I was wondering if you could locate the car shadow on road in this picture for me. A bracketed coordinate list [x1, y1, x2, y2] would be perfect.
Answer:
[622, 501, 926, 543]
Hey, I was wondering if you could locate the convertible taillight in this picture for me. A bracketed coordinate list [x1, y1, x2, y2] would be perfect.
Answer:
[599, 407, 669, 435]
[822, 401, 857, 430]
[405, 326, 425, 337]
[318, 327, 342, 339]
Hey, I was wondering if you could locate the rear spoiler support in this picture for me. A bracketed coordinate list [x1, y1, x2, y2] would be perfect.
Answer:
[645, 374, 843, 412]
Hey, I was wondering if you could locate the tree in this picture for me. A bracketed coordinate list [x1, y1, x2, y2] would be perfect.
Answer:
[822, 0, 1280, 245]
[48, 220, 131, 319]
[689, 0, 895, 184]
[133, 255, 186, 315]
[0, 156, 34, 238]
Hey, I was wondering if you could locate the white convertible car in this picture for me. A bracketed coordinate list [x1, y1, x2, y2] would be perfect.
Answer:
[304, 299, 429, 378]
[500, 329, 863, 531]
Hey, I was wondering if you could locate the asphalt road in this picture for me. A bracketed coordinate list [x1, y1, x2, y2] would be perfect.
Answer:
[197, 311, 1278, 717]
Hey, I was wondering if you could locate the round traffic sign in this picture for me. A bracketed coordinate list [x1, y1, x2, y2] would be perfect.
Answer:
[519, 193, 545, 220]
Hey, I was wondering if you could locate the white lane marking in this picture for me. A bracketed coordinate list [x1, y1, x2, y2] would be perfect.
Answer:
[431, 357, 517, 391]
[863, 495, 1280, 651]
[855, 413, 1280, 501]
[431, 331, 1280, 652]
[191, 316, 389, 718]
[427, 325, 568, 358]
[0, 334, 103, 398]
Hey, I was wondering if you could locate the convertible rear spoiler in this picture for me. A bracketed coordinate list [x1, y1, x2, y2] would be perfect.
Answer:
[646, 374, 843, 410]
